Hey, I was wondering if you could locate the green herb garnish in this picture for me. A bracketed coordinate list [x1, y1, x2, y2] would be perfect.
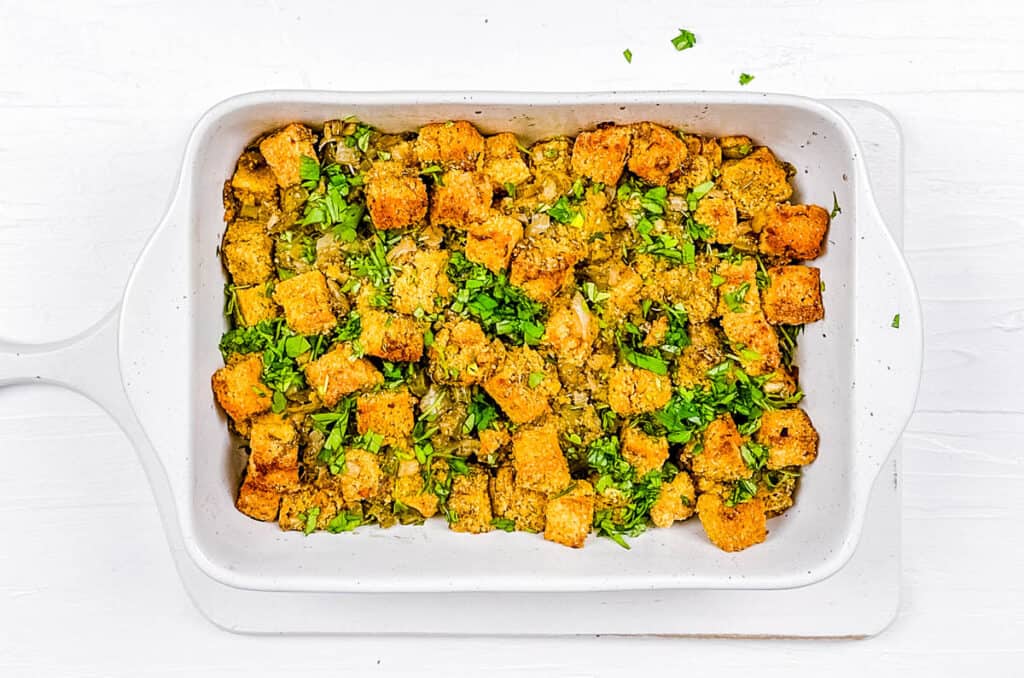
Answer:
[738, 73, 755, 86]
[623, 48, 633, 63]
[671, 28, 697, 51]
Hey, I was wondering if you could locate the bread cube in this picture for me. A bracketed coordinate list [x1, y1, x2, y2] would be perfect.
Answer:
[627, 122, 688, 186]
[222, 219, 274, 286]
[650, 472, 696, 528]
[231, 151, 278, 200]
[430, 170, 493, 228]
[272, 270, 337, 335]
[304, 343, 383, 407]
[511, 419, 572, 495]
[428, 319, 506, 386]
[756, 408, 819, 468]
[719, 147, 793, 217]
[668, 134, 722, 194]
[258, 123, 317, 188]
[338, 448, 382, 502]
[694, 190, 743, 244]
[656, 254, 718, 323]
[763, 265, 824, 325]
[483, 133, 531, 189]
[675, 322, 726, 389]
[212, 354, 271, 425]
[529, 138, 572, 174]
[393, 461, 439, 519]
[235, 285, 278, 327]
[490, 465, 546, 533]
[544, 480, 595, 548]
[720, 311, 782, 376]
[356, 388, 415, 448]
[758, 472, 797, 517]
[359, 309, 423, 362]
[571, 124, 633, 185]
[482, 346, 560, 424]
[365, 161, 429, 230]
[465, 213, 524, 273]
[447, 466, 494, 533]
[391, 246, 454, 315]
[415, 120, 486, 170]
[690, 414, 749, 482]
[715, 258, 761, 316]
[246, 413, 300, 491]
[508, 233, 583, 303]
[719, 135, 754, 159]
[542, 298, 595, 367]
[278, 488, 342, 532]
[621, 426, 669, 476]
[478, 428, 510, 464]
[606, 364, 673, 416]
[755, 203, 829, 261]
[236, 476, 281, 521]
[696, 492, 767, 552]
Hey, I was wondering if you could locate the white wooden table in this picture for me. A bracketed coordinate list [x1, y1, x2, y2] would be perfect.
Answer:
[1, 0, 1021, 674]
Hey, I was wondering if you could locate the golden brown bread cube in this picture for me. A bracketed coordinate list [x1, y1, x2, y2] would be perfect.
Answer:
[303, 343, 383, 407]
[758, 472, 798, 517]
[483, 133, 531, 189]
[756, 408, 819, 468]
[571, 124, 633, 185]
[258, 123, 317, 188]
[490, 465, 547, 533]
[429, 170, 493, 228]
[415, 120, 486, 170]
[247, 414, 300, 492]
[391, 246, 454, 315]
[755, 203, 829, 261]
[720, 311, 782, 377]
[222, 219, 274, 286]
[234, 285, 279, 327]
[448, 466, 494, 533]
[356, 388, 416, 448]
[231, 151, 278, 200]
[656, 254, 719, 323]
[694, 190, 742, 244]
[508, 233, 583, 303]
[606, 364, 673, 416]
[529, 138, 572, 174]
[278, 488, 342, 532]
[365, 161, 429, 230]
[359, 309, 423, 362]
[605, 264, 644, 320]
[338, 448, 383, 502]
[675, 322, 726, 389]
[482, 346, 561, 424]
[719, 147, 793, 217]
[212, 353, 271, 425]
[393, 461, 439, 519]
[627, 122, 688, 186]
[542, 297, 596, 367]
[715, 258, 761, 316]
[511, 419, 572, 495]
[236, 476, 281, 521]
[719, 135, 754, 159]
[697, 492, 767, 552]
[690, 414, 750, 482]
[763, 265, 824, 325]
[428, 319, 506, 386]
[272, 270, 338, 335]
[621, 426, 669, 476]
[544, 480, 595, 548]
[465, 213, 524, 273]
[650, 472, 697, 528]
[478, 428, 510, 463]
[668, 134, 722, 193]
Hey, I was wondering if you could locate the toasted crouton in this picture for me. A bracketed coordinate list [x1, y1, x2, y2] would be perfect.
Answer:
[544, 480, 595, 548]
[479, 428, 510, 464]
[430, 170, 493, 228]
[231, 151, 278, 200]
[415, 121, 486, 170]
[542, 297, 596, 367]
[511, 419, 572, 494]
[304, 343, 383, 407]
[719, 147, 793, 217]
[606, 364, 673, 416]
[258, 123, 317, 188]
[756, 408, 819, 468]
[755, 203, 829, 261]
[508, 232, 583, 303]
[621, 426, 669, 476]
[356, 388, 416, 448]
[359, 309, 423, 362]
[338, 448, 382, 502]
[650, 472, 696, 528]
[694, 190, 743, 244]
[690, 414, 749, 482]
[448, 466, 494, 533]
[212, 354, 271, 425]
[428, 319, 506, 386]
[278, 488, 343, 532]
[490, 465, 547, 533]
[482, 346, 561, 424]
[668, 135, 722, 193]
[627, 122, 688, 185]
[236, 477, 281, 521]
[222, 219, 274, 286]
[719, 135, 754, 160]
[483, 133, 531, 189]
[571, 124, 633, 185]
[247, 414, 300, 491]
[365, 161, 429, 230]
[675, 322, 726, 389]
[715, 258, 761, 316]
[466, 213, 524, 273]
[529, 138, 573, 174]
[657, 254, 719, 323]
[758, 471, 798, 517]
[393, 461, 439, 519]
[272, 270, 337, 335]
[391, 246, 454, 315]
[234, 285, 278, 327]
[697, 492, 767, 552]
[763, 265, 824, 325]
[720, 311, 782, 376]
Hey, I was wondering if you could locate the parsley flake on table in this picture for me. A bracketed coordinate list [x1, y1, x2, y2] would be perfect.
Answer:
[623, 48, 633, 63]
[671, 28, 697, 51]
[892, 313, 901, 329]
[738, 73, 755, 86]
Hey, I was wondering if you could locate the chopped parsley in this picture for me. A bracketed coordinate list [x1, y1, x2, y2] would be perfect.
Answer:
[725, 478, 758, 507]
[491, 517, 516, 532]
[891, 313, 901, 329]
[299, 507, 321, 535]
[671, 28, 697, 51]
[326, 511, 364, 533]
[447, 251, 547, 346]
[722, 282, 751, 313]
[623, 49, 633, 63]
[738, 73, 755, 86]
[831, 191, 842, 218]
[528, 371, 546, 388]
[463, 389, 500, 435]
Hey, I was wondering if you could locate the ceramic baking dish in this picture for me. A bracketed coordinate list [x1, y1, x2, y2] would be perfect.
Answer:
[0, 91, 922, 593]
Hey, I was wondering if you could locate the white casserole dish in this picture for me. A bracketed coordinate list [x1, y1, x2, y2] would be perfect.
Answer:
[0, 91, 922, 593]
